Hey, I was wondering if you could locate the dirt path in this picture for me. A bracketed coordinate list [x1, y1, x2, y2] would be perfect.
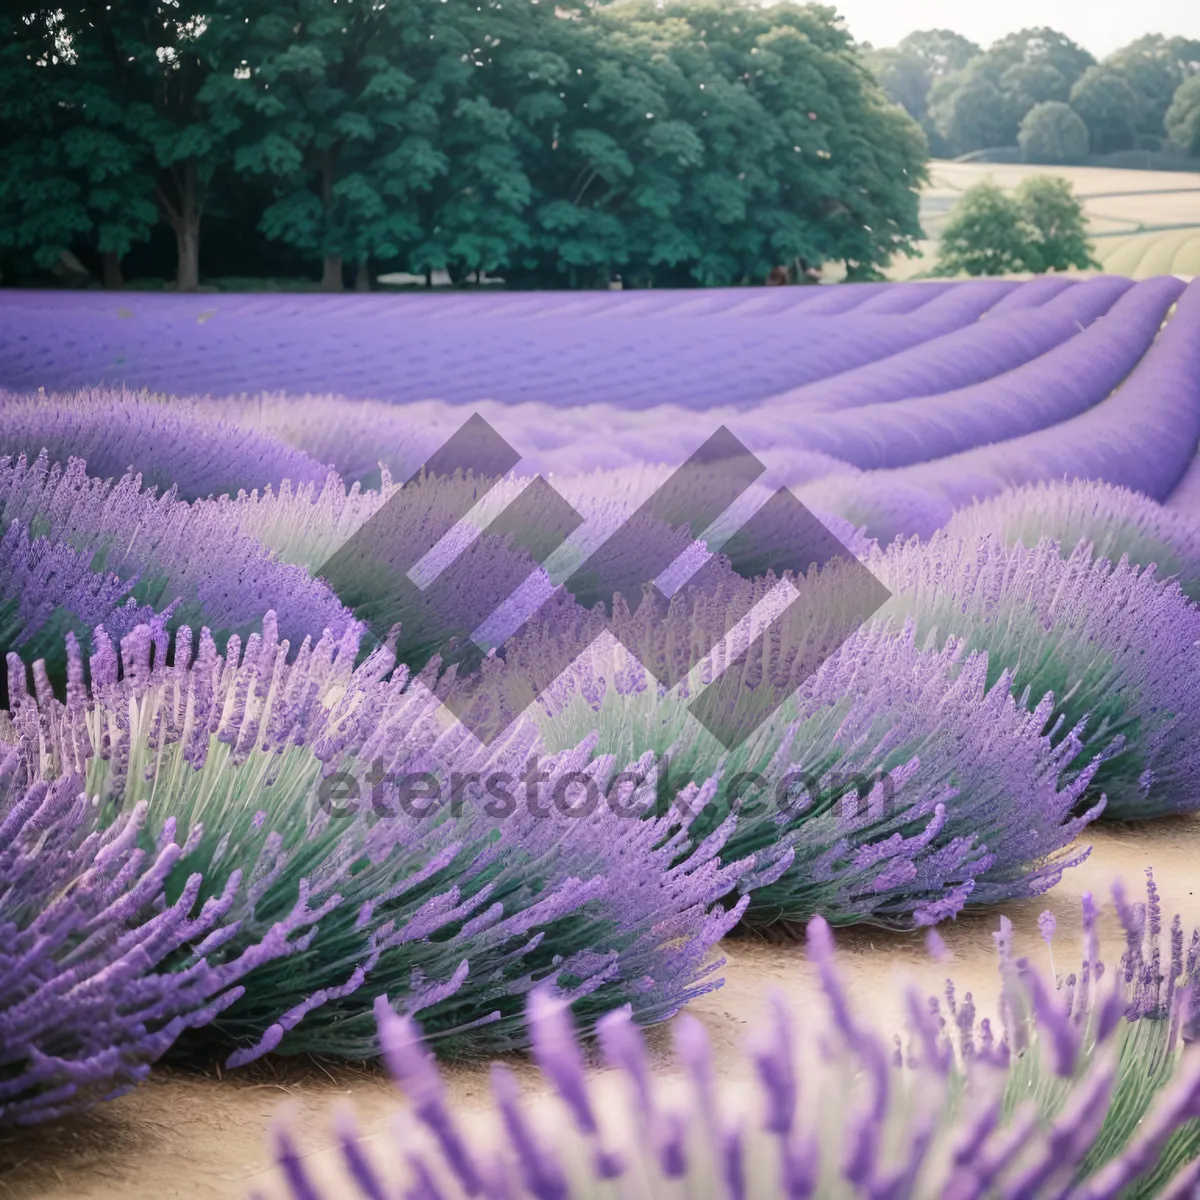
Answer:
[3, 815, 1197, 1199]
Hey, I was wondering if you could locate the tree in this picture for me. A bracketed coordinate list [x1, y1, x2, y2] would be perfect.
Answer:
[1069, 66, 1139, 154]
[928, 27, 1094, 155]
[929, 76, 1011, 155]
[896, 29, 982, 78]
[500, 0, 928, 288]
[1019, 101, 1089, 163]
[934, 181, 1031, 275]
[1106, 35, 1200, 145]
[0, 10, 158, 287]
[1013, 175, 1097, 270]
[209, 0, 456, 291]
[1167, 77, 1200, 155]
[14, 2, 243, 291]
[934, 175, 1095, 276]
[862, 46, 931, 121]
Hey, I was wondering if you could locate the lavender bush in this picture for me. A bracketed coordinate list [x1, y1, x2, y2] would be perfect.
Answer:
[0, 741, 305, 1127]
[512, 592, 1101, 927]
[9, 614, 752, 1062]
[0, 519, 160, 692]
[0, 450, 355, 660]
[261, 877, 1200, 1199]
[0, 388, 331, 500]
[947, 480, 1200, 600]
[876, 532, 1200, 819]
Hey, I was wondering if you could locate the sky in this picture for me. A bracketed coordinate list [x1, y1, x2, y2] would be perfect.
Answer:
[833, 0, 1200, 59]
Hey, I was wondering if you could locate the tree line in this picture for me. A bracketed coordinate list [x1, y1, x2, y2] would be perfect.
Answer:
[0, 1, 928, 291]
[866, 28, 1200, 163]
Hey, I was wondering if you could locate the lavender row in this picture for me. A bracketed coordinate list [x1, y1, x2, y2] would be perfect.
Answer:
[828, 278, 1200, 540]
[0, 278, 992, 321]
[0, 388, 332, 500]
[0, 742, 303, 1127]
[7, 615, 752, 1066]
[200, 280, 1134, 485]
[263, 879, 1200, 1200]
[0, 282, 1021, 411]
[949, 479, 1200, 601]
[0, 450, 355, 661]
[773, 276, 1184, 470]
[757, 274, 1132, 414]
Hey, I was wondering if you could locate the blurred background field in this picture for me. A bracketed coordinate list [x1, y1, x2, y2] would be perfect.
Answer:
[885, 160, 1200, 280]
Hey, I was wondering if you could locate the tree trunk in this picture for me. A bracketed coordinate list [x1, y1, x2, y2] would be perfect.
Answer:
[319, 152, 343, 291]
[159, 158, 202, 291]
[355, 258, 371, 291]
[175, 222, 200, 292]
[322, 255, 344, 291]
[101, 251, 123, 290]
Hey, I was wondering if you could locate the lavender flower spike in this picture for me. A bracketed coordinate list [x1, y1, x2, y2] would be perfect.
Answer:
[264, 874, 1200, 1199]
[14, 614, 751, 1061]
[0, 748, 299, 1126]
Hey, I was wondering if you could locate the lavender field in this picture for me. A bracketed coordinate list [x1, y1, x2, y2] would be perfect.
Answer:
[4, 276, 1200, 1199]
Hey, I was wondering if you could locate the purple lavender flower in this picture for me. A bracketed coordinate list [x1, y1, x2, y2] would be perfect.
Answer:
[0, 388, 332, 500]
[526, 600, 1101, 927]
[1039, 911, 1057, 945]
[876, 531, 1200, 819]
[10, 614, 750, 1061]
[947, 479, 1200, 601]
[0, 747, 302, 1126]
[261, 875, 1200, 1198]
[0, 450, 355, 656]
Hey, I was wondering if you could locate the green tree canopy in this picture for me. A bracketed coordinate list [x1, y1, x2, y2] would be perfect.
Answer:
[862, 30, 981, 152]
[1018, 101, 1090, 163]
[934, 180, 1030, 275]
[862, 46, 931, 122]
[0, 0, 928, 290]
[500, 0, 928, 287]
[928, 27, 1094, 155]
[0, 11, 159, 287]
[1106, 34, 1200, 145]
[1166, 76, 1200, 154]
[896, 29, 982, 78]
[934, 174, 1095, 276]
[1069, 66, 1140, 154]
[1013, 175, 1097, 270]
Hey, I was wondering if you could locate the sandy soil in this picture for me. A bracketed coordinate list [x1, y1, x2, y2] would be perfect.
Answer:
[2, 814, 1197, 1199]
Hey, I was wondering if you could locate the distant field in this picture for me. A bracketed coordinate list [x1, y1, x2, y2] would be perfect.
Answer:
[887, 160, 1200, 281]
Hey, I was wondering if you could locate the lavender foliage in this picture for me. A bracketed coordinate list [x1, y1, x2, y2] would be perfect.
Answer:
[9, 615, 751, 1061]
[876, 532, 1200, 819]
[263, 878, 1200, 1199]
